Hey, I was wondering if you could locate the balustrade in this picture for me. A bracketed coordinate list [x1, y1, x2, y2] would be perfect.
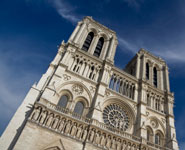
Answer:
[109, 68, 137, 100]
[69, 52, 102, 82]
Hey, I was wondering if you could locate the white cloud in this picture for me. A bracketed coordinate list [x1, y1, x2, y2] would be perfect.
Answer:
[49, 0, 80, 24]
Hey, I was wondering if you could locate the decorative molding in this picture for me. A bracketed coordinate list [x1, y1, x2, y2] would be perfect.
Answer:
[72, 84, 84, 95]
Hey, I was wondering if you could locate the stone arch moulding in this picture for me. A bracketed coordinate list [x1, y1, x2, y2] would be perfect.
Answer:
[146, 116, 165, 135]
[87, 26, 98, 35]
[98, 31, 109, 41]
[56, 81, 92, 105]
[101, 96, 136, 132]
[73, 96, 90, 108]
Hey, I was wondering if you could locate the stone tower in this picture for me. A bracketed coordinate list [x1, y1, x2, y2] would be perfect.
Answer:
[0, 16, 179, 150]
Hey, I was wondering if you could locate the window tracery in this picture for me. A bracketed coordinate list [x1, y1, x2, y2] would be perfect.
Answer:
[103, 104, 130, 131]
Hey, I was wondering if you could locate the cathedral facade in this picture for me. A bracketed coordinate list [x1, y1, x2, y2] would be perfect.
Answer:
[0, 16, 179, 150]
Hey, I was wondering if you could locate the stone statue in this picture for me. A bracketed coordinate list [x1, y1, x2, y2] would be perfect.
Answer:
[106, 135, 112, 149]
[100, 133, 106, 147]
[31, 107, 41, 121]
[52, 116, 60, 129]
[95, 131, 101, 145]
[111, 137, 117, 149]
[89, 128, 95, 142]
[82, 127, 88, 141]
[70, 122, 77, 137]
[65, 120, 72, 134]
[39, 110, 47, 125]
[122, 140, 127, 150]
[117, 138, 122, 150]
[58, 118, 66, 132]
[76, 124, 83, 139]
[46, 113, 54, 127]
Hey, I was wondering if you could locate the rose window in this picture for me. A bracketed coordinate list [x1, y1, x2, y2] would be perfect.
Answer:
[103, 104, 130, 131]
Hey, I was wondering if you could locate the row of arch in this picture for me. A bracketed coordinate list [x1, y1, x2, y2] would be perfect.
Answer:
[146, 126, 164, 146]
[82, 32, 104, 58]
[109, 74, 135, 100]
[146, 62, 158, 87]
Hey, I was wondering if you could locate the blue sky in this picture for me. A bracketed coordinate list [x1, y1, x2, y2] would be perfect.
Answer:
[0, 0, 185, 148]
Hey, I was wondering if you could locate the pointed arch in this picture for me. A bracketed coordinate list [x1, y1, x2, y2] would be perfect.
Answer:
[82, 32, 94, 51]
[94, 37, 104, 57]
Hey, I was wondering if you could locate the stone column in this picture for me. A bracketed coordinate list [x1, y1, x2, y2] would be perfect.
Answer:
[100, 39, 109, 60]
[107, 36, 115, 60]
[135, 54, 141, 79]
[89, 34, 99, 55]
[74, 22, 86, 44]
[165, 66, 170, 91]
[68, 21, 82, 42]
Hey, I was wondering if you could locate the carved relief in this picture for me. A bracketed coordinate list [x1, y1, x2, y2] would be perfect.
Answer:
[89, 86, 96, 93]
[150, 119, 158, 129]
[63, 74, 71, 81]
[72, 84, 83, 95]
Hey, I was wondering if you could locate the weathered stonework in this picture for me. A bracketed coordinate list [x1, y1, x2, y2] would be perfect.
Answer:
[0, 16, 179, 150]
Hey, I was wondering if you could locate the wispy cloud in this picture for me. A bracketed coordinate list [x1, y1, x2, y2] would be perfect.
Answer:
[117, 35, 185, 64]
[118, 36, 138, 53]
[49, 0, 80, 24]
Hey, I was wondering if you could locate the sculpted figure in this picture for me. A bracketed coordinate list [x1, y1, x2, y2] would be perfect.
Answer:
[89, 128, 95, 142]
[82, 127, 88, 141]
[111, 137, 116, 149]
[100, 133, 106, 147]
[46, 113, 54, 127]
[131, 144, 136, 150]
[31, 107, 41, 121]
[127, 142, 131, 150]
[106, 135, 112, 149]
[95, 131, 101, 145]
[71, 122, 77, 137]
[39, 110, 47, 124]
[52, 116, 60, 129]
[65, 120, 72, 134]
[58, 118, 66, 132]
[117, 138, 122, 150]
[76, 125, 83, 139]
[122, 140, 127, 150]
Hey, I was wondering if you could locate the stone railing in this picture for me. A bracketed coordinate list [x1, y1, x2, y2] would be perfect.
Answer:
[68, 50, 102, 82]
[29, 101, 172, 150]
[109, 67, 138, 100]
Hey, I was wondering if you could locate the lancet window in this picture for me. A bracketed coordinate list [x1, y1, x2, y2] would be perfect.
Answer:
[93, 37, 104, 57]
[146, 63, 149, 80]
[153, 67, 157, 87]
[57, 95, 68, 108]
[74, 101, 84, 115]
[82, 32, 94, 51]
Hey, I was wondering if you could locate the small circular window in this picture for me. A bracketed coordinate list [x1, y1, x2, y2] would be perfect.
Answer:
[103, 104, 130, 131]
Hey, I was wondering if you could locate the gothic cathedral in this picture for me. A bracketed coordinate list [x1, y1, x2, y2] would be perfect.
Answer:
[0, 16, 179, 150]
